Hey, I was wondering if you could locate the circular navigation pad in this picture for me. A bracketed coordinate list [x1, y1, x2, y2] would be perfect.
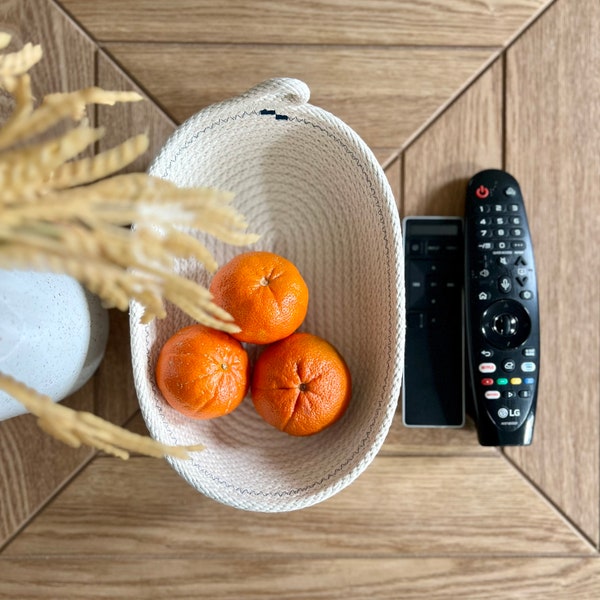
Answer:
[481, 299, 531, 349]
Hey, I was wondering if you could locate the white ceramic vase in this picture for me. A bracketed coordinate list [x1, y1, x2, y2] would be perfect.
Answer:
[0, 270, 109, 421]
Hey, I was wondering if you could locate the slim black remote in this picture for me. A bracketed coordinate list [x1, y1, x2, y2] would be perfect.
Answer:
[464, 169, 540, 446]
[403, 217, 465, 428]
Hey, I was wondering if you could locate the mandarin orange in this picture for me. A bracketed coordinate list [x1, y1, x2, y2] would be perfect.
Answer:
[250, 332, 352, 436]
[209, 251, 309, 345]
[155, 324, 249, 419]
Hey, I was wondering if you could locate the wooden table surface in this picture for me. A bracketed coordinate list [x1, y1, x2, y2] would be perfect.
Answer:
[1, 0, 599, 597]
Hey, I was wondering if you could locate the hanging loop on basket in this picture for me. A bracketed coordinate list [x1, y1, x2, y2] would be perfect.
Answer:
[238, 78, 311, 107]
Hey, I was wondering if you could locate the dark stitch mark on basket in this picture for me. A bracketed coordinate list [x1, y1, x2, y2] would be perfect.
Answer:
[153, 110, 399, 501]
[259, 108, 289, 120]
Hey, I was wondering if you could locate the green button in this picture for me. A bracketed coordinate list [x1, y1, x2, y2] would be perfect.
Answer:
[497, 378, 509, 385]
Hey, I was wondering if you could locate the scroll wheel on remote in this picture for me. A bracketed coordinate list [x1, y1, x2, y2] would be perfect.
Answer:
[492, 313, 519, 337]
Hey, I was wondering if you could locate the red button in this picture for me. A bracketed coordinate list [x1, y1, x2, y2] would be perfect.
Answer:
[481, 378, 494, 386]
[475, 185, 490, 199]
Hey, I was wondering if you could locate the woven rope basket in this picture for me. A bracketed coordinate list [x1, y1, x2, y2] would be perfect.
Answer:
[130, 78, 405, 512]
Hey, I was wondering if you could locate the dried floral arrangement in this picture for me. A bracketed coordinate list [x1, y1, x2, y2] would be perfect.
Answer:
[0, 33, 258, 459]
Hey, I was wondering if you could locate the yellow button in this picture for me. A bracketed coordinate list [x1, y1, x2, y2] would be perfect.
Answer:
[510, 377, 522, 385]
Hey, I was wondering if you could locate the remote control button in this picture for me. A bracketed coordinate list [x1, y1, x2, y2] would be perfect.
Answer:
[521, 361, 536, 372]
[476, 204, 491, 214]
[520, 290, 534, 300]
[492, 313, 519, 336]
[503, 390, 517, 399]
[510, 377, 522, 385]
[511, 228, 524, 237]
[515, 255, 527, 266]
[509, 204, 519, 212]
[478, 291, 492, 301]
[516, 276, 528, 287]
[479, 268, 490, 278]
[426, 242, 442, 255]
[478, 217, 491, 225]
[496, 378, 508, 385]
[475, 185, 490, 199]
[510, 216, 522, 225]
[481, 299, 532, 349]
[493, 204, 505, 213]
[477, 242, 493, 251]
[409, 241, 423, 255]
[498, 276, 512, 293]
[496, 228, 507, 237]
[497, 256, 510, 266]
[516, 267, 528, 277]
[519, 390, 531, 398]
[495, 241, 509, 250]
[485, 390, 501, 399]
[480, 349, 494, 358]
[428, 314, 442, 328]
[495, 216, 507, 225]
[479, 362, 497, 373]
[406, 312, 425, 328]
[524, 377, 535, 385]
[522, 347, 536, 357]
[504, 186, 517, 197]
[512, 241, 526, 250]
[481, 378, 494, 386]
[477, 229, 492, 238]
[502, 359, 516, 372]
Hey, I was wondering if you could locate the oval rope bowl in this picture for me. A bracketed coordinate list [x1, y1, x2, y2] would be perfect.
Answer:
[130, 78, 405, 512]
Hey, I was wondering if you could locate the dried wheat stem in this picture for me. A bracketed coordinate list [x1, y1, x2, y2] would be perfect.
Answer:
[0, 87, 142, 150]
[0, 125, 106, 201]
[0, 42, 42, 81]
[48, 133, 149, 189]
[0, 373, 204, 460]
[0, 33, 11, 50]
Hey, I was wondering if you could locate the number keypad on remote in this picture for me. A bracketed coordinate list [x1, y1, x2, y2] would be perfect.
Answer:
[465, 170, 540, 446]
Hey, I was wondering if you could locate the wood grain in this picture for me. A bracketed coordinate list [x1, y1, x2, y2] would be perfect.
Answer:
[381, 152, 401, 210]
[96, 49, 176, 174]
[503, 0, 600, 546]
[381, 415, 495, 456]
[57, 0, 551, 47]
[4, 455, 590, 557]
[2, 556, 600, 599]
[0, 0, 97, 548]
[403, 56, 503, 218]
[102, 43, 497, 149]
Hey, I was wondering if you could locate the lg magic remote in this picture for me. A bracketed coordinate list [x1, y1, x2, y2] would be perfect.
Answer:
[464, 169, 540, 446]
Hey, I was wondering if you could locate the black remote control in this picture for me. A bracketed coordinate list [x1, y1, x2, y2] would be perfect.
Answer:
[403, 217, 465, 428]
[464, 169, 540, 446]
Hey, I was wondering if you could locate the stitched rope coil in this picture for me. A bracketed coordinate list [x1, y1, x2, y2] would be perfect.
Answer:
[130, 78, 405, 512]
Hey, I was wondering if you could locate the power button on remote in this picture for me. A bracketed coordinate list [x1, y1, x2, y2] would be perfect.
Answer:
[475, 185, 490, 199]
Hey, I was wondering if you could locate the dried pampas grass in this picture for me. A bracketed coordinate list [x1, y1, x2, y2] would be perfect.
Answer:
[0, 35, 258, 459]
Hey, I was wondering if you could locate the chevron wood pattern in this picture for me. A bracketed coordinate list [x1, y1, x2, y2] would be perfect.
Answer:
[1, 0, 599, 597]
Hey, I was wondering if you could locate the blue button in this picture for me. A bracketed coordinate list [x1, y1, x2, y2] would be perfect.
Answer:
[524, 377, 535, 385]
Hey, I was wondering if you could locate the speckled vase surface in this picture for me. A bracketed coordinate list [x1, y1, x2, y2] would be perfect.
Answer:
[0, 270, 109, 421]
